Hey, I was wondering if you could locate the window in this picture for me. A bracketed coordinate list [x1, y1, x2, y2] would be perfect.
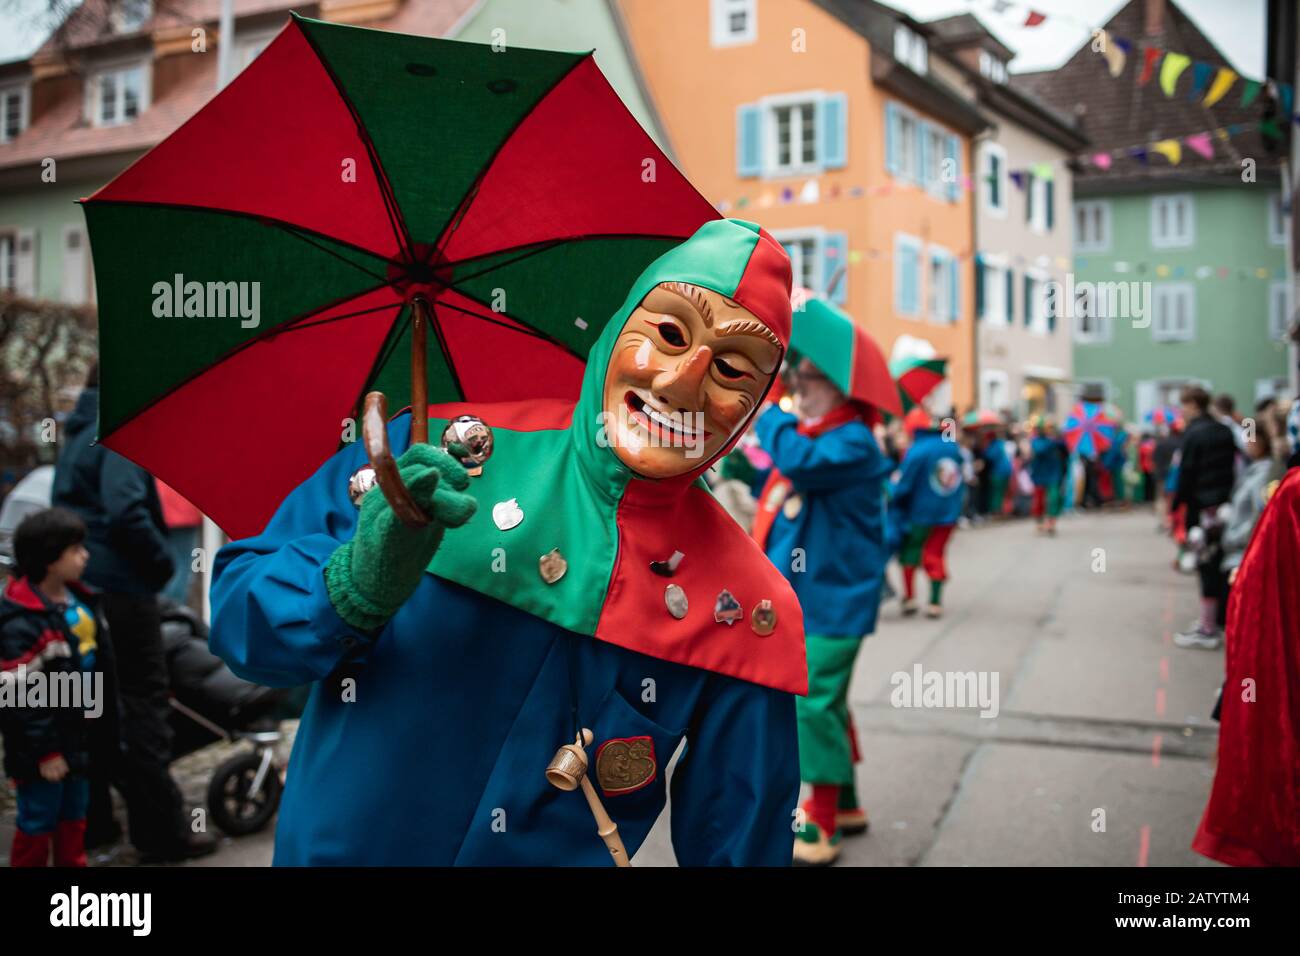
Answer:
[1025, 271, 1049, 333]
[1268, 192, 1287, 246]
[773, 228, 847, 303]
[981, 142, 1006, 215]
[0, 83, 28, 143]
[1152, 283, 1195, 341]
[0, 232, 15, 292]
[1027, 175, 1052, 233]
[923, 125, 945, 196]
[895, 234, 922, 317]
[1073, 285, 1112, 343]
[61, 226, 94, 305]
[980, 369, 1011, 412]
[1151, 194, 1194, 248]
[927, 247, 958, 323]
[978, 255, 1007, 326]
[896, 109, 918, 180]
[893, 25, 928, 75]
[979, 50, 1008, 84]
[1074, 200, 1111, 252]
[737, 91, 846, 178]
[1269, 280, 1292, 340]
[111, 0, 151, 33]
[88, 61, 149, 127]
[780, 233, 820, 294]
[710, 0, 756, 47]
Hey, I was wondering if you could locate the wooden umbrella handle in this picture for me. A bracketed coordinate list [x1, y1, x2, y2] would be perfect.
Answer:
[579, 774, 630, 867]
[362, 391, 431, 529]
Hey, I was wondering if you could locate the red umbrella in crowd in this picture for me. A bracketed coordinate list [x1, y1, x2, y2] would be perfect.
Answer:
[962, 409, 1002, 429]
[890, 355, 947, 414]
[1063, 402, 1118, 457]
[786, 296, 902, 421]
[81, 14, 719, 539]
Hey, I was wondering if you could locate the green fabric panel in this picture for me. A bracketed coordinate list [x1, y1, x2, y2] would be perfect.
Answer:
[449, 237, 683, 358]
[789, 298, 854, 395]
[422, 219, 765, 637]
[83, 201, 392, 436]
[362, 302, 461, 423]
[796, 633, 862, 784]
[295, 14, 586, 246]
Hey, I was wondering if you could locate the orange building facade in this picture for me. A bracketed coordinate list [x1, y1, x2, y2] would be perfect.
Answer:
[619, 0, 984, 408]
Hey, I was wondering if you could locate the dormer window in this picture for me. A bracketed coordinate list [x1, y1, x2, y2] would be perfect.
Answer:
[979, 50, 1008, 84]
[111, 0, 152, 34]
[1, 83, 29, 143]
[87, 60, 150, 127]
[894, 25, 928, 76]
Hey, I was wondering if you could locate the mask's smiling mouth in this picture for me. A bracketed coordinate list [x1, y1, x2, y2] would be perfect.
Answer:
[624, 389, 712, 443]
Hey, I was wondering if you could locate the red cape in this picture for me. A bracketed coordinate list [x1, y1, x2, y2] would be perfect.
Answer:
[1192, 467, 1300, 866]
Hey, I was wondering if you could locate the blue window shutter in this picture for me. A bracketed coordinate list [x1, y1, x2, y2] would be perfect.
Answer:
[948, 256, 959, 322]
[1025, 172, 1035, 223]
[820, 92, 847, 170]
[989, 153, 1000, 207]
[885, 102, 898, 176]
[945, 135, 960, 202]
[736, 104, 762, 178]
[974, 254, 984, 319]
[1006, 268, 1014, 324]
[822, 232, 849, 303]
[908, 247, 920, 313]
[1045, 179, 1055, 230]
[1024, 274, 1033, 327]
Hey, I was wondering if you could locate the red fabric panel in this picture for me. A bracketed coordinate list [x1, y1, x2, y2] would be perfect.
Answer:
[103, 287, 404, 540]
[731, 227, 793, 346]
[920, 524, 954, 581]
[1193, 469, 1300, 866]
[423, 399, 574, 433]
[438, 57, 718, 262]
[597, 478, 807, 696]
[849, 322, 902, 416]
[88, 22, 399, 259]
[434, 290, 584, 403]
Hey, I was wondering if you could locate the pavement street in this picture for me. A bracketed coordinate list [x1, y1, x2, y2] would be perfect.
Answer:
[0, 506, 1225, 867]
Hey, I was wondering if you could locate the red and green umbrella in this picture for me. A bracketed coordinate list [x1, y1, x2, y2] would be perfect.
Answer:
[1063, 401, 1118, 457]
[889, 355, 947, 414]
[962, 408, 1002, 429]
[82, 14, 717, 538]
[788, 298, 902, 419]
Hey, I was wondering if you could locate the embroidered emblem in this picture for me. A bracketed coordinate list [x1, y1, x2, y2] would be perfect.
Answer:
[595, 736, 657, 795]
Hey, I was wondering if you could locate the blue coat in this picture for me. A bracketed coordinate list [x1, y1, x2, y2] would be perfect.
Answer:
[754, 407, 892, 639]
[209, 422, 799, 866]
[891, 429, 964, 528]
[1029, 437, 1069, 488]
[982, 438, 1012, 479]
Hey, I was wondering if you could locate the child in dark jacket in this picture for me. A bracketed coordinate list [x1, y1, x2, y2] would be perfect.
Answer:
[1029, 420, 1070, 535]
[891, 415, 964, 618]
[2, 507, 103, 867]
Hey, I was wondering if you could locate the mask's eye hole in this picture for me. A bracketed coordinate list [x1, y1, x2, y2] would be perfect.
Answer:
[713, 357, 748, 380]
[658, 322, 686, 347]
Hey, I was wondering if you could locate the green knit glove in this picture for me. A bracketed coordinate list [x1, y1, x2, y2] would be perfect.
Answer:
[325, 444, 478, 631]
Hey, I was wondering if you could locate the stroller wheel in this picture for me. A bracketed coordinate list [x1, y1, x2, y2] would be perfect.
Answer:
[208, 751, 282, 837]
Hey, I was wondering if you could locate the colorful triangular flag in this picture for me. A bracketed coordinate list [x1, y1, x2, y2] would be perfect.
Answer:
[1203, 67, 1237, 107]
[1150, 139, 1182, 164]
[1099, 30, 1127, 77]
[1159, 52, 1191, 96]
[1091, 153, 1113, 170]
[1025, 10, 1046, 27]
[1183, 131, 1214, 159]
[1138, 46, 1163, 86]
[1241, 79, 1262, 107]
[1188, 62, 1214, 100]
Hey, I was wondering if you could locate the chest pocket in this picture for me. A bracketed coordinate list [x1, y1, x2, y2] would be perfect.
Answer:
[586, 686, 683, 832]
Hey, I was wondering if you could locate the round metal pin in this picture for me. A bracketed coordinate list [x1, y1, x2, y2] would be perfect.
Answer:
[714, 589, 743, 626]
[665, 584, 688, 620]
[539, 548, 568, 584]
[492, 498, 524, 531]
[751, 599, 777, 636]
[348, 465, 378, 507]
[441, 415, 494, 475]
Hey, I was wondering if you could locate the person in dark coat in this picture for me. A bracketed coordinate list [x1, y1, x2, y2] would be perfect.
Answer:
[51, 365, 214, 861]
[2, 508, 102, 866]
[1173, 386, 1240, 648]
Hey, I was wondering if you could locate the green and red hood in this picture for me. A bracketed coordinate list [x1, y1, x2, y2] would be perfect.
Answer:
[422, 219, 807, 694]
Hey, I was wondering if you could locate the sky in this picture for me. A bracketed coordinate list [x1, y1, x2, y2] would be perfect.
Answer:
[0, 0, 1270, 74]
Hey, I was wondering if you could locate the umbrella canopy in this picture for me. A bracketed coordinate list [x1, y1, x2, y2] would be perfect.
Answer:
[889, 355, 947, 414]
[788, 298, 902, 418]
[1145, 405, 1181, 428]
[962, 409, 1001, 429]
[1063, 402, 1118, 457]
[82, 14, 718, 538]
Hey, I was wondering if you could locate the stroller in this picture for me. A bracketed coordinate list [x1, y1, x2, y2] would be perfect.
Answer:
[160, 600, 294, 837]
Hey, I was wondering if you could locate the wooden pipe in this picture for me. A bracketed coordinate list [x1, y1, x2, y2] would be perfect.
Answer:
[546, 728, 630, 867]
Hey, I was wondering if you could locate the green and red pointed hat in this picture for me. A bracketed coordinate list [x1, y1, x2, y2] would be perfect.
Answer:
[788, 298, 901, 419]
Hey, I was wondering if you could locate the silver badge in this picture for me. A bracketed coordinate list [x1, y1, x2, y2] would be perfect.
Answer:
[441, 415, 494, 476]
[539, 548, 568, 584]
[492, 498, 524, 531]
[348, 466, 378, 507]
[665, 584, 688, 619]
